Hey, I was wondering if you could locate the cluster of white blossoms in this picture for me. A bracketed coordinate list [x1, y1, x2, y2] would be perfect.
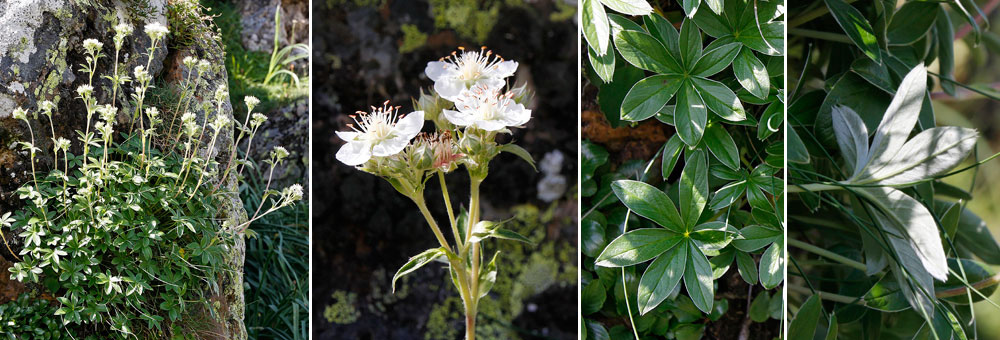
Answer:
[336, 48, 530, 167]
[335, 101, 424, 166]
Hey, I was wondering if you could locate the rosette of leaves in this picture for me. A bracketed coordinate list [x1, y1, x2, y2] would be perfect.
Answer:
[787, 0, 1000, 336]
[581, 2, 784, 337]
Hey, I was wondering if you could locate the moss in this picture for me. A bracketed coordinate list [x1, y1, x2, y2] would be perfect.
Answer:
[424, 297, 461, 340]
[323, 290, 361, 325]
[399, 24, 428, 54]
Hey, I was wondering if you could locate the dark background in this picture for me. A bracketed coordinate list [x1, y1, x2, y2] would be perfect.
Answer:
[311, 1, 578, 339]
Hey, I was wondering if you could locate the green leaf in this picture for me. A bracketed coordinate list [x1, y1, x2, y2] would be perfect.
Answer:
[683, 240, 715, 314]
[757, 100, 783, 140]
[582, 140, 609, 183]
[500, 143, 537, 172]
[950, 206, 1000, 265]
[599, 0, 653, 15]
[675, 323, 706, 340]
[759, 241, 784, 289]
[595, 228, 683, 267]
[478, 252, 499, 298]
[732, 225, 780, 252]
[588, 45, 615, 83]
[643, 14, 681, 57]
[733, 48, 769, 99]
[709, 248, 735, 279]
[621, 75, 684, 121]
[691, 77, 746, 122]
[703, 0, 722, 15]
[749, 290, 770, 322]
[661, 135, 685, 179]
[598, 62, 644, 128]
[607, 13, 646, 34]
[825, 314, 839, 340]
[614, 30, 683, 74]
[936, 11, 955, 95]
[612, 180, 685, 232]
[637, 242, 687, 314]
[690, 221, 738, 252]
[787, 125, 810, 164]
[887, 2, 939, 45]
[582, 213, 608, 258]
[788, 294, 822, 340]
[939, 258, 998, 304]
[675, 82, 708, 146]
[824, 0, 882, 63]
[702, 124, 740, 170]
[679, 149, 708, 229]
[857, 187, 948, 281]
[708, 180, 747, 210]
[678, 19, 703, 68]
[682, 0, 702, 19]
[691, 42, 741, 77]
[582, 0, 611, 56]
[392, 247, 445, 293]
[582, 280, 607, 315]
[486, 228, 534, 244]
[863, 274, 912, 312]
[735, 250, 758, 284]
[585, 319, 610, 340]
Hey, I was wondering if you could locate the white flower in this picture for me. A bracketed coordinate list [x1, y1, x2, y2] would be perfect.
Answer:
[182, 56, 198, 68]
[245, 96, 260, 111]
[210, 114, 231, 131]
[251, 113, 268, 127]
[442, 84, 531, 131]
[114, 23, 133, 37]
[11, 107, 28, 121]
[83, 39, 103, 54]
[283, 184, 303, 202]
[335, 101, 425, 166]
[197, 60, 211, 73]
[425, 47, 517, 101]
[55, 137, 71, 151]
[132, 175, 145, 185]
[144, 22, 169, 40]
[214, 86, 228, 102]
[98, 104, 117, 123]
[76, 85, 94, 98]
[272, 146, 289, 160]
[39, 100, 56, 114]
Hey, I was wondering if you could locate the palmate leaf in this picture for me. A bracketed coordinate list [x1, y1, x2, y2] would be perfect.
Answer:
[859, 187, 948, 282]
[614, 29, 683, 74]
[588, 45, 616, 83]
[689, 221, 738, 253]
[758, 240, 784, 289]
[595, 228, 683, 267]
[599, 0, 653, 16]
[691, 77, 746, 122]
[679, 150, 709, 229]
[621, 75, 685, 121]
[611, 180, 685, 233]
[733, 48, 770, 99]
[887, 1, 939, 46]
[702, 124, 740, 170]
[788, 294, 822, 340]
[833, 65, 977, 186]
[637, 241, 687, 314]
[683, 239, 715, 313]
[675, 82, 709, 146]
[678, 19, 704, 69]
[691, 42, 741, 77]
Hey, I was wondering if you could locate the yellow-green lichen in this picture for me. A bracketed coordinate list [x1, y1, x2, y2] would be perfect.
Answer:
[324, 290, 360, 325]
[399, 24, 427, 54]
[429, 0, 499, 43]
[366, 267, 411, 315]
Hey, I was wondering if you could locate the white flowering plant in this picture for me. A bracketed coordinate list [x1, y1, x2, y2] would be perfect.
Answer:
[0, 22, 301, 338]
[335, 47, 536, 340]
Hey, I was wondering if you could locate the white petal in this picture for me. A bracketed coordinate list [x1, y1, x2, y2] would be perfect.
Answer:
[500, 103, 531, 127]
[442, 109, 474, 126]
[475, 119, 508, 131]
[336, 130, 359, 142]
[487, 60, 518, 79]
[425, 61, 453, 81]
[394, 110, 425, 140]
[336, 141, 372, 166]
[434, 79, 465, 101]
[372, 136, 409, 157]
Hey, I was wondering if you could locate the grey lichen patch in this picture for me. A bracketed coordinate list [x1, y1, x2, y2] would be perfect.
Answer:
[0, 94, 13, 118]
[0, 0, 70, 64]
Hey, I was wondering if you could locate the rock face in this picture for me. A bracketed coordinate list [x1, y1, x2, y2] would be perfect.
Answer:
[236, 0, 308, 53]
[0, 0, 247, 338]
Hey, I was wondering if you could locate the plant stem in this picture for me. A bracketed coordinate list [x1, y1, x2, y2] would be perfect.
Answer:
[936, 272, 1000, 298]
[413, 195, 453, 254]
[788, 238, 867, 272]
[787, 182, 844, 193]
[439, 171, 460, 247]
[787, 284, 866, 305]
[788, 28, 854, 44]
[465, 176, 483, 340]
[788, 0, 858, 28]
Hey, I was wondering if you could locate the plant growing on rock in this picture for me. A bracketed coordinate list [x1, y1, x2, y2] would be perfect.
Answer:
[0, 22, 302, 338]
[787, 0, 1000, 337]
[580, 0, 785, 338]
[334, 47, 536, 340]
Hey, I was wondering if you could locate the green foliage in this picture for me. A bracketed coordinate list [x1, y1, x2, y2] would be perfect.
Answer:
[581, 0, 784, 337]
[788, 0, 1000, 338]
[0, 294, 89, 340]
[2, 20, 300, 338]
